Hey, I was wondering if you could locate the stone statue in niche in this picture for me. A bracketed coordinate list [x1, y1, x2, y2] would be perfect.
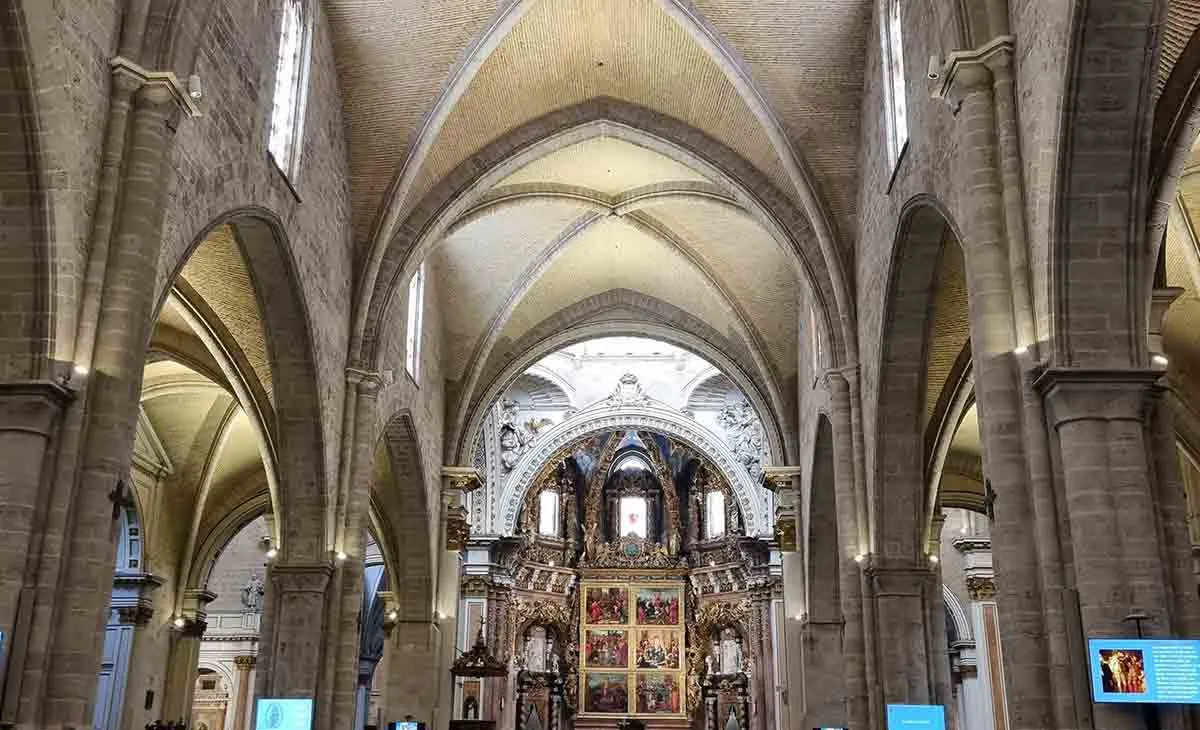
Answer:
[241, 573, 264, 613]
[718, 402, 765, 480]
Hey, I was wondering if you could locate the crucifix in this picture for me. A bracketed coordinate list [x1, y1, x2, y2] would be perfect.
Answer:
[983, 479, 997, 521]
[108, 477, 135, 520]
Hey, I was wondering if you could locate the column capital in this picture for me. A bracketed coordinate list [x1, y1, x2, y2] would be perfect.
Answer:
[931, 35, 1015, 106]
[110, 55, 200, 117]
[1035, 367, 1162, 426]
[0, 380, 72, 436]
[862, 558, 936, 595]
[759, 466, 801, 493]
[269, 563, 333, 593]
[965, 575, 997, 601]
[442, 466, 483, 494]
[234, 655, 257, 671]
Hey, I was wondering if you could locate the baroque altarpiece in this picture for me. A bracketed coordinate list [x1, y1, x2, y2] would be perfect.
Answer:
[456, 424, 781, 730]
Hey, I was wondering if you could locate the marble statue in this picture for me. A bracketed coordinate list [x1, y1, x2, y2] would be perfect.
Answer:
[241, 573, 264, 613]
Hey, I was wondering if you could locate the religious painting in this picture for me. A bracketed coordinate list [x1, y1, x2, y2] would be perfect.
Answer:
[583, 673, 629, 714]
[636, 673, 682, 714]
[585, 629, 629, 668]
[635, 629, 681, 669]
[585, 586, 629, 624]
[635, 587, 681, 625]
[459, 679, 481, 720]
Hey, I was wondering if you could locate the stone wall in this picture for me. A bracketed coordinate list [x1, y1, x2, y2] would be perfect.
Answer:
[154, 0, 354, 497]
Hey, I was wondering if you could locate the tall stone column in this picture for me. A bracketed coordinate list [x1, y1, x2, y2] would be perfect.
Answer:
[827, 372, 870, 730]
[161, 589, 216, 722]
[18, 60, 197, 729]
[1039, 370, 1200, 730]
[0, 382, 70, 708]
[863, 561, 939, 708]
[232, 655, 256, 730]
[256, 564, 333, 701]
[934, 39, 1059, 730]
[384, 619, 442, 722]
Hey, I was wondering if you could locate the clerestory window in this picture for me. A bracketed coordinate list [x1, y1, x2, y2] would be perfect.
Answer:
[268, 0, 312, 178]
[405, 263, 426, 380]
[881, 0, 908, 170]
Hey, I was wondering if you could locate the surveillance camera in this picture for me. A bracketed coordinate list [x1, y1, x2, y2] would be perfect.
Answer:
[927, 55, 941, 81]
[188, 74, 203, 100]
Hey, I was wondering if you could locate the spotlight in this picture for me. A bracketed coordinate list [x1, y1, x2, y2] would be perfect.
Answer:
[929, 554, 940, 564]
[1153, 354, 1169, 367]
[1013, 345, 1028, 355]
[173, 616, 186, 629]
[335, 551, 347, 562]
[73, 364, 89, 376]
[434, 610, 446, 621]
[853, 553, 865, 564]
[266, 547, 278, 559]
[548, 559, 556, 567]
[794, 614, 804, 621]
[388, 610, 398, 621]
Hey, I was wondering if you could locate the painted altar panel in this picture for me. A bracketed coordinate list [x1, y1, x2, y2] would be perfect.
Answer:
[578, 579, 686, 719]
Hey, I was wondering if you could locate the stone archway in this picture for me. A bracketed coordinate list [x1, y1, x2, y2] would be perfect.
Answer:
[497, 399, 768, 537]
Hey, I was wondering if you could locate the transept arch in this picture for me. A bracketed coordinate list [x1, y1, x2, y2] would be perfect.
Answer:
[496, 403, 768, 537]
[453, 290, 790, 466]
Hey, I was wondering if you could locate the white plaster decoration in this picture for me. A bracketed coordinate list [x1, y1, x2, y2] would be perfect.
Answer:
[496, 395, 768, 536]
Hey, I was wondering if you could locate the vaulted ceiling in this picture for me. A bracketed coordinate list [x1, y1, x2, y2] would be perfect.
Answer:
[327, 0, 872, 443]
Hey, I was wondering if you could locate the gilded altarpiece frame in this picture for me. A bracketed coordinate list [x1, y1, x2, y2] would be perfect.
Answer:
[578, 579, 687, 719]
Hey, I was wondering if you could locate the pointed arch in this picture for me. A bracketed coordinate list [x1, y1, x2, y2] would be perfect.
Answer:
[160, 209, 327, 563]
[374, 410, 434, 623]
[0, 0, 53, 381]
[874, 195, 965, 560]
[453, 289, 790, 467]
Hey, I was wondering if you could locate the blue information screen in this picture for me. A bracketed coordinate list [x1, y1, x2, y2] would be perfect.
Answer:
[886, 704, 946, 730]
[254, 698, 314, 730]
[1088, 638, 1200, 704]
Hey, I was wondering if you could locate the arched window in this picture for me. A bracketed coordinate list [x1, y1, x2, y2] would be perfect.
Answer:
[405, 263, 426, 379]
[618, 496, 647, 538]
[881, 0, 908, 168]
[538, 489, 560, 537]
[268, 0, 312, 178]
[704, 491, 726, 539]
